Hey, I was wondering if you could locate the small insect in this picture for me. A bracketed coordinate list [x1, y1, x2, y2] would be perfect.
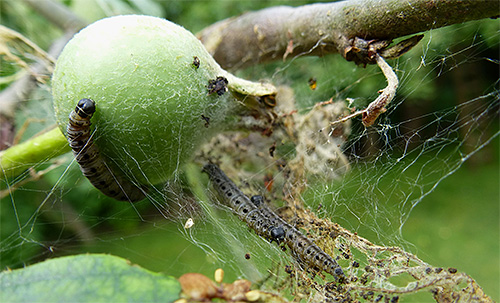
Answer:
[203, 164, 345, 280]
[67, 98, 147, 202]
[244, 253, 251, 260]
[201, 115, 210, 128]
[308, 77, 317, 90]
[268, 142, 276, 157]
[207, 76, 228, 96]
[192, 56, 200, 69]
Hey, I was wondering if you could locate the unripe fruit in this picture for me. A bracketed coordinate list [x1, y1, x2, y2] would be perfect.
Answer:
[52, 15, 269, 185]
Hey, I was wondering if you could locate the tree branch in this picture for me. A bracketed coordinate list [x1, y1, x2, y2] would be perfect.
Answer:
[197, 0, 499, 70]
[22, 0, 87, 32]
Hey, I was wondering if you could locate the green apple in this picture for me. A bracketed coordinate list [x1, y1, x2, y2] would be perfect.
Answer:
[52, 15, 274, 185]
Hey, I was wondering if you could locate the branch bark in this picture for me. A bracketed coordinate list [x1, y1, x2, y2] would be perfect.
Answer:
[197, 0, 499, 70]
[22, 0, 87, 32]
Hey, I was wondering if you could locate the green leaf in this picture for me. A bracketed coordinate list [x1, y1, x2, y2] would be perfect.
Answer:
[0, 254, 181, 303]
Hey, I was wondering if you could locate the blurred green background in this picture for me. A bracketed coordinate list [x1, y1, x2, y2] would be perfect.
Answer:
[1, 0, 498, 301]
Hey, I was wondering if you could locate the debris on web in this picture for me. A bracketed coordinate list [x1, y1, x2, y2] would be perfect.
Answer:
[278, 205, 493, 302]
[195, 83, 494, 301]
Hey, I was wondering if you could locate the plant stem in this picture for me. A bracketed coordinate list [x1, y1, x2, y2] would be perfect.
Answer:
[0, 127, 70, 181]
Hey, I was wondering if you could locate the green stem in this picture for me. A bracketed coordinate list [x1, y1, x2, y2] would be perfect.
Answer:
[0, 127, 70, 181]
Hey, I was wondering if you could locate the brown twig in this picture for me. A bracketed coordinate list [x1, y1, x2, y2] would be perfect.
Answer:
[331, 53, 398, 127]
[198, 0, 499, 69]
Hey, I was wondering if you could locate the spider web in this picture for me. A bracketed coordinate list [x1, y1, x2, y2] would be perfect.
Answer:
[0, 2, 498, 302]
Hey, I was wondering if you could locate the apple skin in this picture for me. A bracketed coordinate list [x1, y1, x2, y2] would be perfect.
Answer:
[52, 15, 235, 184]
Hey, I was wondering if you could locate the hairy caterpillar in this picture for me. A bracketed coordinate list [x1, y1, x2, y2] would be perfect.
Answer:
[67, 98, 147, 202]
[203, 163, 345, 280]
[202, 164, 280, 242]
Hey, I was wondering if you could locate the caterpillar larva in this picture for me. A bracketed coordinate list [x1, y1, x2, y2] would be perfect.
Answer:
[67, 98, 147, 202]
[202, 163, 345, 280]
[251, 194, 345, 279]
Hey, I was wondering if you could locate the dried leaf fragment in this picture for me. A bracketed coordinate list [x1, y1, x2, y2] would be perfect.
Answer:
[178, 273, 219, 300]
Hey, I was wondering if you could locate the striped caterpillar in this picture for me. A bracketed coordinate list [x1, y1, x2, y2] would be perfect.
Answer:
[202, 163, 345, 280]
[67, 98, 147, 202]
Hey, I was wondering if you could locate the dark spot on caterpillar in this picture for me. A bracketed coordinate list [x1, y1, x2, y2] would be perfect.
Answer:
[207, 76, 228, 96]
[67, 98, 148, 202]
[270, 226, 285, 243]
[201, 114, 210, 128]
[334, 268, 344, 276]
[250, 195, 264, 207]
[192, 56, 200, 69]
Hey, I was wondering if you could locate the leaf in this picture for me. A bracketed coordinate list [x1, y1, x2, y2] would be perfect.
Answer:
[0, 254, 180, 303]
